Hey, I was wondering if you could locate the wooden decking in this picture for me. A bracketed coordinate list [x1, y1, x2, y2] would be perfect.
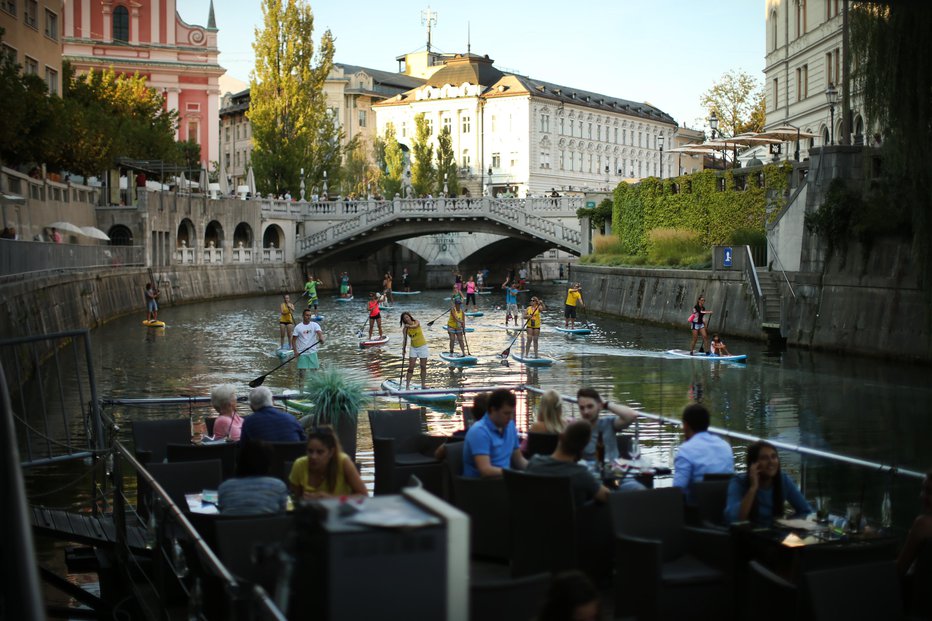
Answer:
[30, 506, 149, 552]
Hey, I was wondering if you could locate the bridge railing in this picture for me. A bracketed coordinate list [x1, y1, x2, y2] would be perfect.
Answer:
[296, 196, 583, 257]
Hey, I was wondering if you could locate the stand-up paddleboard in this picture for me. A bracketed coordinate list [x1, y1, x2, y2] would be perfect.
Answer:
[276, 346, 293, 360]
[381, 379, 457, 404]
[359, 335, 390, 348]
[666, 349, 748, 362]
[477, 291, 491, 295]
[142, 320, 166, 328]
[336, 296, 355, 303]
[511, 352, 556, 366]
[465, 311, 484, 317]
[442, 326, 475, 333]
[312, 314, 324, 322]
[494, 325, 527, 331]
[392, 290, 421, 296]
[439, 351, 478, 365]
[283, 399, 314, 413]
[379, 304, 392, 311]
[552, 279, 569, 285]
[554, 326, 592, 335]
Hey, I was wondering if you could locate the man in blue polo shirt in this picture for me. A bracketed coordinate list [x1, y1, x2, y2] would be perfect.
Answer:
[463, 388, 527, 477]
[240, 386, 306, 443]
[672, 403, 734, 502]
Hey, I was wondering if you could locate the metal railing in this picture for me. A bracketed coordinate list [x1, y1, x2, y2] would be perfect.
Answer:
[766, 235, 798, 299]
[0, 239, 145, 280]
[743, 245, 764, 319]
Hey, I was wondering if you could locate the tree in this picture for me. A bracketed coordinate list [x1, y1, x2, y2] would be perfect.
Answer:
[249, 0, 340, 196]
[379, 123, 404, 198]
[699, 70, 764, 137]
[410, 113, 435, 196]
[0, 49, 58, 167]
[435, 126, 460, 197]
[341, 136, 381, 197]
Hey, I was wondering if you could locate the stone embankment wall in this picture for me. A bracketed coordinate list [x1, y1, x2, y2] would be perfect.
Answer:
[573, 264, 932, 362]
[0, 264, 303, 340]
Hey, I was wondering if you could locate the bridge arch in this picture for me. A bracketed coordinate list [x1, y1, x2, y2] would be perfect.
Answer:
[233, 222, 253, 248]
[205, 220, 224, 249]
[262, 224, 285, 249]
[177, 219, 195, 247]
[107, 225, 133, 246]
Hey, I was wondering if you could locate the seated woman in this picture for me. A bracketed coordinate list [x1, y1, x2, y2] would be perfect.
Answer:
[289, 426, 367, 499]
[217, 441, 288, 515]
[709, 333, 731, 356]
[898, 471, 932, 578]
[724, 441, 812, 525]
[210, 384, 243, 442]
[529, 389, 567, 434]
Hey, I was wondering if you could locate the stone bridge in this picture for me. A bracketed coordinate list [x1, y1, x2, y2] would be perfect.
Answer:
[263, 196, 586, 264]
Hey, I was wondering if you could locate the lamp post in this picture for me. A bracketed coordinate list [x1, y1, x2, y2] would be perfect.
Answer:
[443, 173, 448, 198]
[658, 134, 665, 179]
[322, 169, 328, 198]
[299, 167, 305, 202]
[825, 82, 839, 145]
[709, 111, 719, 169]
[487, 167, 493, 197]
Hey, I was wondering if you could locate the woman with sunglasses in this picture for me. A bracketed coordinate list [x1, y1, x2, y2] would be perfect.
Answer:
[523, 297, 546, 358]
[288, 426, 367, 499]
[688, 294, 712, 355]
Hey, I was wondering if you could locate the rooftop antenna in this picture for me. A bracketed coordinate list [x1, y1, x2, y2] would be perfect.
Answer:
[421, 6, 438, 54]
[467, 22, 471, 54]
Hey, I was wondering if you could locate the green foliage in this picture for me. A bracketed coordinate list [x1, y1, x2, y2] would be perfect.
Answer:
[411, 113, 435, 196]
[593, 233, 625, 255]
[612, 164, 789, 257]
[851, 3, 932, 286]
[700, 69, 764, 136]
[379, 123, 404, 198]
[342, 136, 379, 197]
[577, 198, 614, 229]
[302, 368, 367, 426]
[646, 228, 708, 266]
[435, 127, 459, 196]
[0, 43, 59, 167]
[249, 0, 340, 196]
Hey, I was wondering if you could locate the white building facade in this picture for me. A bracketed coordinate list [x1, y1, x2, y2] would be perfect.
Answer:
[374, 53, 678, 197]
[764, 0, 871, 158]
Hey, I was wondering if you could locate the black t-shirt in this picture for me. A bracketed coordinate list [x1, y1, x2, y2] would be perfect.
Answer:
[527, 455, 601, 507]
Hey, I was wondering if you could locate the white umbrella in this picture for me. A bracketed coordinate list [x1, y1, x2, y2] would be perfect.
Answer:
[758, 125, 819, 141]
[245, 167, 256, 195]
[80, 226, 111, 241]
[47, 222, 84, 236]
[198, 168, 208, 193]
[726, 133, 783, 146]
[218, 154, 230, 195]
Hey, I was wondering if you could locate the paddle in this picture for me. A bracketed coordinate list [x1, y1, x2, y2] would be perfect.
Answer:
[461, 316, 472, 356]
[249, 341, 320, 388]
[500, 314, 533, 359]
[426, 307, 451, 327]
[582, 304, 592, 328]
[398, 336, 407, 388]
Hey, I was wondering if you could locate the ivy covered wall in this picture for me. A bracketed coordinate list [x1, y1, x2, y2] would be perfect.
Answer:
[611, 164, 791, 255]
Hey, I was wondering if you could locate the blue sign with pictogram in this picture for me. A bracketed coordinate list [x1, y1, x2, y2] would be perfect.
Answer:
[723, 247, 733, 268]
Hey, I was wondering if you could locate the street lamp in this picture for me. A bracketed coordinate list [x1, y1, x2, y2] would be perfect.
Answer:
[322, 169, 328, 198]
[708, 112, 720, 169]
[658, 134, 665, 179]
[443, 173, 448, 198]
[825, 82, 839, 145]
[299, 167, 305, 202]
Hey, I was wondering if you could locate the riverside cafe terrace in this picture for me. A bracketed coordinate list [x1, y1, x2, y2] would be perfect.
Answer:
[3, 330, 928, 620]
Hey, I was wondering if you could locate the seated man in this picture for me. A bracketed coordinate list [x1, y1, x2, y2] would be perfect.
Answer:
[576, 387, 639, 463]
[672, 403, 734, 503]
[463, 388, 527, 477]
[240, 386, 306, 443]
[527, 420, 613, 507]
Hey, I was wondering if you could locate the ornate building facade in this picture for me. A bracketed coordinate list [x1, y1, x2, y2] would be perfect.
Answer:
[374, 52, 678, 197]
[764, 0, 868, 158]
[62, 0, 224, 167]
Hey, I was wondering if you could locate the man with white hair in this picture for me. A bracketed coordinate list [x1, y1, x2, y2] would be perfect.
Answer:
[240, 386, 306, 443]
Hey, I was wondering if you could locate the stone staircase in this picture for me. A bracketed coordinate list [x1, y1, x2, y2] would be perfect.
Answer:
[756, 268, 782, 329]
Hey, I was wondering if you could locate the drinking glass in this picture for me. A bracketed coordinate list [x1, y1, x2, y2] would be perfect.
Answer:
[845, 503, 862, 534]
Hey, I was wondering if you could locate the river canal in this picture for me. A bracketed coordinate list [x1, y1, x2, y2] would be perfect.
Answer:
[24, 283, 932, 527]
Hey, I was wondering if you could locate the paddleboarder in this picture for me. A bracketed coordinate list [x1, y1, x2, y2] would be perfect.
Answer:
[401, 267, 410, 292]
[465, 276, 478, 312]
[447, 297, 467, 357]
[304, 275, 322, 310]
[278, 294, 296, 348]
[502, 279, 520, 326]
[523, 297, 546, 358]
[367, 292, 384, 340]
[400, 312, 429, 390]
[292, 308, 324, 383]
[710, 333, 731, 356]
[145, 281, 160, 323]
[564, 283, 584, 329]
[688, 294, 713, 355]
[382, 272, 394, 303]
[339, 272, 352, 299]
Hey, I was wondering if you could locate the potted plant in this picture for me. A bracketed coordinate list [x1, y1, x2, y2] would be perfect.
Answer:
[300, 368, 367, 462]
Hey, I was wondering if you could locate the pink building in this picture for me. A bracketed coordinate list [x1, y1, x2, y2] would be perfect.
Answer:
[62, 0, 224, 167]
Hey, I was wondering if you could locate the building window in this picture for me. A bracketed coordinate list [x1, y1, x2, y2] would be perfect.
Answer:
[795, 0, 807, 38]
[833, 48, 840, 90]
[0, 44, 15, 64]
[235, 151, 240, 167]
[540, 114, 549, 133]
[461, 116, 471, 133]
[560, 150, 565, 170]
[441, 115, 451, 134]
[587, 123, 592, 139]
[559, 117, 564, 135]
[826, 0, 839, 19]
[188, 121, 199, 142]
[25, 0, 37, 27]
[597, 125, 601, 141]
[578, 120, 582, 136]
[772, 78, 779, 110]
[1, 0, 16, 17]
[44, 8, 58, 40]
[401, 121, 406, 138]
[491, 115, 497, 132]
[509, 152, 518, 169]
[614, 127, 618, 143]
[224, 152, 230, 169]
[113, 5, 129, 42]
[796, 64, 808, 101]
[461, 149, 470, 168]
[45, 66, 58, 95]
[622, 129, 626, 145]
[492, 153, 501, 169]
[225, 126, 230, 142]
[358, 109, 367, 128]
[24, 56, 38, 75]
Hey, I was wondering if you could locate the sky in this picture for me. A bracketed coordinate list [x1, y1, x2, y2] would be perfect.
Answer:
[182, 0, 765, 131]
